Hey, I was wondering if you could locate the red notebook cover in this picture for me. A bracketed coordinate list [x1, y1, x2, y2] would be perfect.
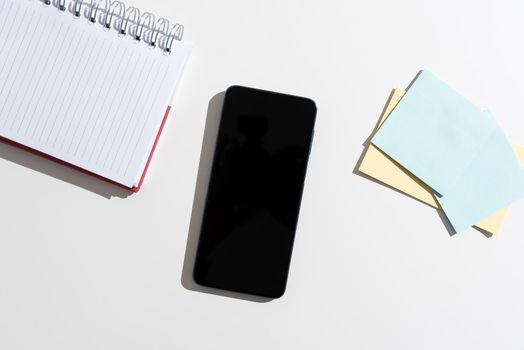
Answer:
[0, 106, 172, 193]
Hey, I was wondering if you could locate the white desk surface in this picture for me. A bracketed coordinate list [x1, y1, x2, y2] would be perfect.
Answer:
[2, 0, 524, 349]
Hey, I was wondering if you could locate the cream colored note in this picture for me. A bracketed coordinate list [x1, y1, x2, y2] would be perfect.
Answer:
[514, 144, 524, 160]
[358, 89, 524, 235]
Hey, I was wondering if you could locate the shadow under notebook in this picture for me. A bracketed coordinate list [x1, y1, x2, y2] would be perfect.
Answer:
[0, 139, 131, 199]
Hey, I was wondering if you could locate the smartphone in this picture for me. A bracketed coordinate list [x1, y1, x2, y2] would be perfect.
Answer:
[193, 86, 317, 299]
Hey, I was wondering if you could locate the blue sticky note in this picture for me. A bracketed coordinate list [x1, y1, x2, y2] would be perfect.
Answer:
[372, 70, 498, 196]
[372, 70, 524, 232]
[436, 123, 524, 232]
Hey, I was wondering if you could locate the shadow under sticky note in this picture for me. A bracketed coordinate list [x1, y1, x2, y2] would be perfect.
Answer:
[357, 89, 524, 235]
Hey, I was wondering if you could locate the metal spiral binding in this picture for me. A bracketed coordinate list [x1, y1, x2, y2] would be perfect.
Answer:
[41, 0, 184, 54]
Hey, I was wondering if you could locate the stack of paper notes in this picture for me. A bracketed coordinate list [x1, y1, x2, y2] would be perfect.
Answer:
[356, 70, 524, 236]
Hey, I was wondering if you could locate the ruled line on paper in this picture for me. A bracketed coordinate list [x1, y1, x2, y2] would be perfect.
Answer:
[114, 61, 164, 173]
[77, 47, 129, 159]
[116, 62, 165, 175]
[72, 46, 127, 158]
[30, 27, 78, 140]
[37, 31, 86, 143]
[3, 11, 46, 131]
[107, 56, 154, 171]
[0, 9, 39, 129]
[0, 2, 16, 54]
[16, 20, 63, 134]
[123, 64, 170, 176]
[87, 49, 137, 164]
[0, 5, 30, 126]
[0, 1, 8, 15]
[0, 1, 18, 48]
[97, 54, 147, 167]
[63, 40, 115, 153]
[23, 22, 71, 137]
[89, 49, 135, 164]
[94, 52, 143, 166]
[8, 14, 51, 131]
[49, 35, 100, 148]
[41, 32, 94, 145]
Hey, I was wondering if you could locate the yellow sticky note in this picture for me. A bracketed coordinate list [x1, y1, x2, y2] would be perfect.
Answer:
[514, 144, 524, 160]
[357, 89, 524, 235]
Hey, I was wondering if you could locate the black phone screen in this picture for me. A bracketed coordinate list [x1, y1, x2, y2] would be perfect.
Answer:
[193, 86, 317, 298]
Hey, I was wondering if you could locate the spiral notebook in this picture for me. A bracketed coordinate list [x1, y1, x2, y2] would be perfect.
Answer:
[0, 0, 190, 191]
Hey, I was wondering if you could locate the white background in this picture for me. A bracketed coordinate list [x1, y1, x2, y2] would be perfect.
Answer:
[1, 0, 524, 349]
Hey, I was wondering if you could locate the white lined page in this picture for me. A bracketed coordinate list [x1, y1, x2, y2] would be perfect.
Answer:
[0, 0, 190, 188]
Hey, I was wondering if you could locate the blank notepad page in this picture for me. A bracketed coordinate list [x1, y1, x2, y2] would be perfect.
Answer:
[0, 0, 190, 188]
